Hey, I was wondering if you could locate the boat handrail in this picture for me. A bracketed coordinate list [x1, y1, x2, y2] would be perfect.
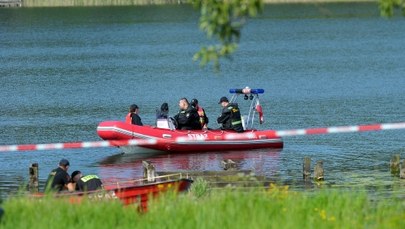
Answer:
[102, 173, 187, 186]
[228, 87, 263, 130]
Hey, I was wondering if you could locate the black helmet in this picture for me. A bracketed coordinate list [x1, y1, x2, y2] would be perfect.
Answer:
[191, 99, 198, 107]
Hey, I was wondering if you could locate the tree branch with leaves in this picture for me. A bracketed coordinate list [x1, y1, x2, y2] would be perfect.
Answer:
[191, 0, 405, 71]
[190, 0, 263, 71]
[379, 0, 405, 17]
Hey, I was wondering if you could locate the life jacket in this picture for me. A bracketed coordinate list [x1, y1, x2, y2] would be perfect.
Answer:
[196, 105, 207, 128]
[228, 103, 244, 132]
[125, 112, 131, 124]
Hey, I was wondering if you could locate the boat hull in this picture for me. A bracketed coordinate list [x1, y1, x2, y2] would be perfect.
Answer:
[31, 178, 193, 211]
[104, 178, 192, 210]
[97, 121, 283, 153]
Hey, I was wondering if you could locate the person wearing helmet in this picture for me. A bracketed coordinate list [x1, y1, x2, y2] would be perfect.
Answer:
[191, 98, 209, 130]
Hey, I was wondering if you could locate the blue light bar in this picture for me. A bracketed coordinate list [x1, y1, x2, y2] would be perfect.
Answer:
[229, 88, 264, 94]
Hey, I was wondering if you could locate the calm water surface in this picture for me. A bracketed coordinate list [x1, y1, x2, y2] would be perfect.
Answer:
[1, 3, 405, 198]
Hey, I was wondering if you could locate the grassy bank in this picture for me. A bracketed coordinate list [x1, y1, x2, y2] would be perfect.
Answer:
[22, 0, 187, 7]
[1, 186, 404, 228]
[20, 0, 377, 7]
[20, 0, 186, 7]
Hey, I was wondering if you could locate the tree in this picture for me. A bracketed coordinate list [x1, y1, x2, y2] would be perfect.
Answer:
[191, 0, 405, 71]
[379, 0, 405, 17]
[190, 0, 263, 71]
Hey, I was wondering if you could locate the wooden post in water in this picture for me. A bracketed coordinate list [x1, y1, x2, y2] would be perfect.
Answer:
[400, 160, 405, 179]
[28, 163, 39, 193]
[142, 160, 156, 182]
[303, 157, 311, 179]
[221, 159, 237, 171]
[314, 160, 324, 181]
[390, 154, 400, 175]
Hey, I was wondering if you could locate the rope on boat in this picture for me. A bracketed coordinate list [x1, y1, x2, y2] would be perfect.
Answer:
[1, 122, 405, 152]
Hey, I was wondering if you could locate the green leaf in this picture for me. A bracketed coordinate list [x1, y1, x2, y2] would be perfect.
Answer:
[190, 0, 263, 72]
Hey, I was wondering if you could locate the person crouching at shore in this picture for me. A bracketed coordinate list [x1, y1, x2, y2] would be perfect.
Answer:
[69, 170, 103, 192]
[44, 158, 71, 193]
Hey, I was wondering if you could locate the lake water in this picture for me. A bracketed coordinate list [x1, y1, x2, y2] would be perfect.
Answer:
[1, 3, 405, 198]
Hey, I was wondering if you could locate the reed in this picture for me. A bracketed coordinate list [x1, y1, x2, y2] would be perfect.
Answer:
[1, 186, 403, 228]
[189, 177, 209, 198]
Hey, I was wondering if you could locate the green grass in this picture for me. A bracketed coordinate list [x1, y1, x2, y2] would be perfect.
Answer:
[20, 0, 378, 7]
[1, 184, 404, 229]
[22, 0, 188, 7]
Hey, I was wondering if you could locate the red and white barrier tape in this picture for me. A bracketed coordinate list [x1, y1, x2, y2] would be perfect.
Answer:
[0, 139, 157, 152]
[0, 122, 404, 152]
[272, 122, 405, 137]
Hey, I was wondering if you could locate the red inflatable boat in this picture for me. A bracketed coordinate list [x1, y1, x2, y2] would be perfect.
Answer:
[97, 88, 283, 153]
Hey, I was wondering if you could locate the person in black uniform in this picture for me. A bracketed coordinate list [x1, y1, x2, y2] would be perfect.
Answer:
[128, 104, 143, 126]
[70, 170, 103, 192]
[217, 96, 244, 132]
[173, 98, 201, 130]
[44, 158, 71, 192]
